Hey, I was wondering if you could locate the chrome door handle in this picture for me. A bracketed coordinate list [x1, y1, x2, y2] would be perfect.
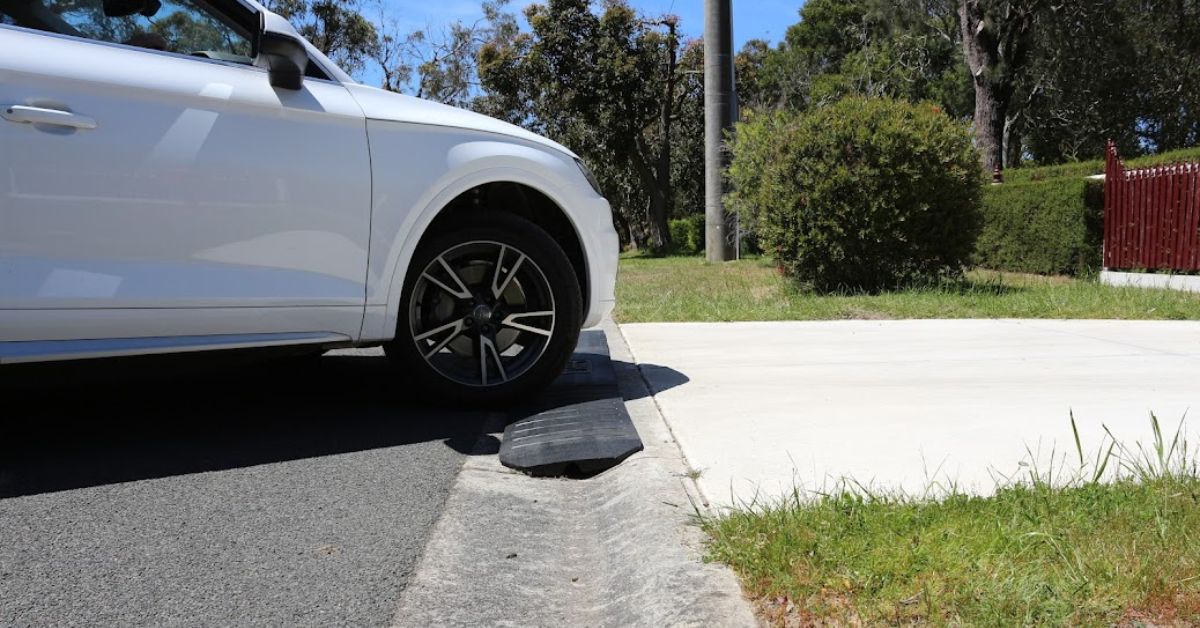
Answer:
[2, 105, 97, 130]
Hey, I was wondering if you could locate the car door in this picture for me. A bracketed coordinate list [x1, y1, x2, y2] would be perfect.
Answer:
[0, 0, 371, 348]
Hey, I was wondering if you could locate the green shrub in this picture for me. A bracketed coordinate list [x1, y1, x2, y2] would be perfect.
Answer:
[974, 178, 1105, 275]
[727, 97, 984, 293]
[683, 214, 705, 253]
[668, 218, 692, 254]
[667, 214, 705, 255]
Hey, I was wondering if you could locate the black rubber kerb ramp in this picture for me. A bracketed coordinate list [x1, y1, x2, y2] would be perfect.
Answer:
[498, 330, 644, 477]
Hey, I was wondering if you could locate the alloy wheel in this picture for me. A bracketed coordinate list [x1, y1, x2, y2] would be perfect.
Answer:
[408, 240, 556, 388]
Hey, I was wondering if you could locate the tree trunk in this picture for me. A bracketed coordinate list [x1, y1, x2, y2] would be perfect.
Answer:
[960, 1, 1000, 174]
[972, 79, 1006, 174]
[959, 0, 1038, 175]
[611, 207, 634, 251]
[655, 21, 678, 248]
[648, 187, 670, 250]
[631, 136, 670, 250]
[1003, 114, 1023, 168]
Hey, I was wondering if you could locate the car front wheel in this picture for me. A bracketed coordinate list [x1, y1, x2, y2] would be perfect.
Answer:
[385, 211, 583, 406]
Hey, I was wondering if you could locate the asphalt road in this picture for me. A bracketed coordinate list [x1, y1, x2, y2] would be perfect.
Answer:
[0, 348, 494, 628]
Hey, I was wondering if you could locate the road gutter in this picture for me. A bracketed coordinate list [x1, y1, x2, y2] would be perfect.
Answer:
[389, 319, 755, 628]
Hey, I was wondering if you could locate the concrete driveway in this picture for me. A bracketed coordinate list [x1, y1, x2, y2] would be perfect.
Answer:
[619, 319, 1200, 509]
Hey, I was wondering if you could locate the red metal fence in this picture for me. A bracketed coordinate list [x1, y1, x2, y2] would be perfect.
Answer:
[1104, 141, 1200, 270]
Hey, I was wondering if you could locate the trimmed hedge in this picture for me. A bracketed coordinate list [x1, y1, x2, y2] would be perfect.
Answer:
[1003, 162, 1104, 185]
[973, 178, 1105, 275]
[1003, 146, 1200, 184]
[981, 146, 1199, 275]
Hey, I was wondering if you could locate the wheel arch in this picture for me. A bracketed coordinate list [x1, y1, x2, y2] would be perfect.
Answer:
[373, 166, 589, 343]
[422, 183, 588, 306]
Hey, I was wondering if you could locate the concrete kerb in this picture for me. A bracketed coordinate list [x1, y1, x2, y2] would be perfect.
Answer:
[1101, 270, 1200, 294]
[389, 319, 756, 628]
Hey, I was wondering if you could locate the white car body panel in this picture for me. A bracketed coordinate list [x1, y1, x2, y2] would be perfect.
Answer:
[345, 84, 571, 155]
[346, 84, 617, 337]
[0, 3, 619, 367]
[0, 28, 373, 343]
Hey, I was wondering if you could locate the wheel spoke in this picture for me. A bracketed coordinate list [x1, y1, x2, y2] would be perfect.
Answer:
[416, 319, 467, 359]
[500, 311, 555, 338]
[407, 237, 559, 390]
[422, 255, 472, 299]
[478, 333, 508, 385]
[491, 245, 527, 300]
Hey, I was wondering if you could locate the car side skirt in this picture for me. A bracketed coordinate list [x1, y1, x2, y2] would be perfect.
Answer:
[0, 331, 352, 364]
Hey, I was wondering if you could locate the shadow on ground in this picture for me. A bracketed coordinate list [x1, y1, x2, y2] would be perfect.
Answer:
[0, 343, 692, 498]
[466, 359, 690, 463]
[630, 362, 690, 395]
[0, 351, 489, 499]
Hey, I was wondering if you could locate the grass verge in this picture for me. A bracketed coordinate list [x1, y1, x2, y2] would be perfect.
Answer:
[614, 255, 1200, 323]
[701, 415, 1200, 628]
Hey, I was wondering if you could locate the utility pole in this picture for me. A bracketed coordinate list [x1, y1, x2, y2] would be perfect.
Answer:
[704, 0, 735, 262]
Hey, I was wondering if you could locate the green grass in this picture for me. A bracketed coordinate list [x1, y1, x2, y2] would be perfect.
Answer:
[619, 255, 1200, 626]
[613, 255, 1200, 323]
[701, 415, 1200, 628]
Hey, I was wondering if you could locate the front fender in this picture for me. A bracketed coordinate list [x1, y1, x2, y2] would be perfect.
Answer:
[358, 121, 589, 342]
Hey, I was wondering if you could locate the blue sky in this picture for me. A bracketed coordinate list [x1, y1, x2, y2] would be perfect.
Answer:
[363, 0, 804, 86]
[629, 0, 801, 46]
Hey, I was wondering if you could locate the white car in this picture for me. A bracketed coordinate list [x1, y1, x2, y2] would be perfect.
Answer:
[0, 0, 619, 404]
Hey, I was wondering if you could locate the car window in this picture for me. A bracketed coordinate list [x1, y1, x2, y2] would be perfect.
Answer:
[0, 0, 253, 63]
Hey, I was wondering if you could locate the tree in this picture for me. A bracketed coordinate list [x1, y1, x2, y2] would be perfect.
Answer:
[784, 0, 867, 76]
[748, 0, 1031, 171]
[670, 40, 706, 222]
[850, 0, 971, 118]
[733, 39, 773, 112]
[1016, 0, 1142, 162]
[372, 1, 518, 108]
[730, 0, 1195, 172]
[810, 26, 970, 118]
[265, 0, 378, 76]
[742, 0, 969, 118]
[478, 0, 694, 249]
[1125, 0, 1200, 152]
[957, 0, 1042, 172]
[152, 9, 250, 55]
[752, 0, 866, 111]
[371, 11, 416, 93]
[980, 0, 1197, 164]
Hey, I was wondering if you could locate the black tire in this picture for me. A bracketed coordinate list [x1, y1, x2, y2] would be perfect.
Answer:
[384, 211, 583, 407]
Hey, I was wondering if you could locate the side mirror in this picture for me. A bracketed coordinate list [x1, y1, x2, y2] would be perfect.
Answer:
[254, 14, 308, 90]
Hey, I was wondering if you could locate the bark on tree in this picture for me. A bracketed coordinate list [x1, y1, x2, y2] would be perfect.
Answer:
[625, 18, 679, 251]
[970, 74, 1008, 173]
[958, 0, 1038, 173]
[653, 19, 677, 250]
[1003, 114, 1023, 169]
[630, 136, 671, 250]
